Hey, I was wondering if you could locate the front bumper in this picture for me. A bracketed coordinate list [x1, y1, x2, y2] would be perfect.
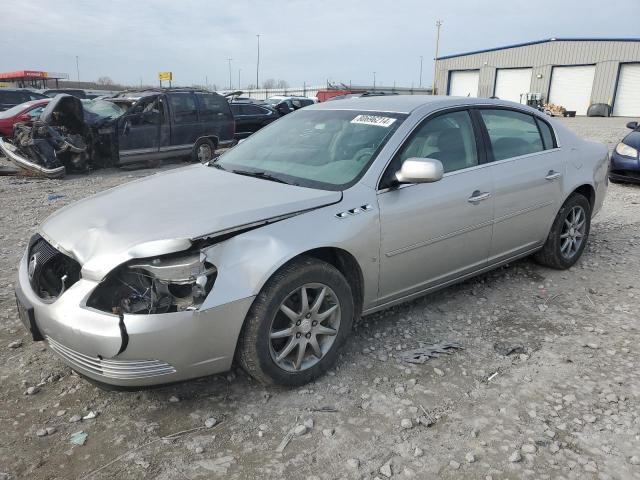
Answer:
[16, 252, 255, 387]
[0, 137, 66, 178]
[609, 151, 640, 183]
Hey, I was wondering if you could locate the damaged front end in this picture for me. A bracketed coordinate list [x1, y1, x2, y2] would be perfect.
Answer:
[87, 251, 217, 315]
[0, 94, 119, 178]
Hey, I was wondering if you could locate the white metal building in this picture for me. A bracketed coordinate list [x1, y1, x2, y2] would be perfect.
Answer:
[434, 38, 640, 116]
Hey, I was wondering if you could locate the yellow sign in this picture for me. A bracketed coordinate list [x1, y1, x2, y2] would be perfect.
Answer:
[158, 71, 172, 81]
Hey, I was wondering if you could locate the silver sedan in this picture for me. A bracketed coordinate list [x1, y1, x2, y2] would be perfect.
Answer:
[15, 96, 609, 387]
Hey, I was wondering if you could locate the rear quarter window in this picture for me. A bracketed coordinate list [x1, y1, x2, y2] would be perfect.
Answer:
[196, 93, 230, 121]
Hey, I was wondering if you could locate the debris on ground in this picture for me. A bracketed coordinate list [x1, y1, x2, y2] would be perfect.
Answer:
[275, 430, 295, 453]
[493, 341, 526, 356]
[70, 431, 88, 446]
[398, 341, 463, 364]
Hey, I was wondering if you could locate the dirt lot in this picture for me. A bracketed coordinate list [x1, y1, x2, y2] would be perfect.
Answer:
[1, 117, 639, 480]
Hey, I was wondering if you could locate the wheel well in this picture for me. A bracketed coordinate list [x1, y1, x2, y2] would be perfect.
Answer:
[573, 184, 595, 207]
[303, 247, 364, 319]
[195, 136, 218, 148]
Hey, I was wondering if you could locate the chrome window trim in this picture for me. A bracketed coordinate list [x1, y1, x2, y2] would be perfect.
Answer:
[376, 148, 560, 195]
[375, 102, 562, 191]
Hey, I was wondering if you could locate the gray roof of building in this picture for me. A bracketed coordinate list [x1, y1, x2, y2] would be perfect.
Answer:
[437, 37, 640, 60]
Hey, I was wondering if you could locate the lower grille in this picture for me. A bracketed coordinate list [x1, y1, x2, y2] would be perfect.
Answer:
[47, 336, 176, 380]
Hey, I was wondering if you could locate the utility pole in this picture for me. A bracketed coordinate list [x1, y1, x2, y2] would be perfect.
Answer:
[432, 20, 443, 95]
[238, 69, 241, 90]
[373, 71, 376, 91]
[228, 58, 233, 90]
[419, 55, 423, 88]
[256, 34, 261, 89]
[75, 56, 80, 81]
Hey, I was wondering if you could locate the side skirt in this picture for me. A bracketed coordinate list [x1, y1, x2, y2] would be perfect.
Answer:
[362, 246, 542, 316]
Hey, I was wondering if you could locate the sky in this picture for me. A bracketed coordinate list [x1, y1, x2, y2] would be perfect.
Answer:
[2, 0, 638, 90]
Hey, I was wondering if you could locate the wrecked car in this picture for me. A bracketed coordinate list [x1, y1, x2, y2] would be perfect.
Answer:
[0, 88, 235, 177]
[15, 96, 608, 388]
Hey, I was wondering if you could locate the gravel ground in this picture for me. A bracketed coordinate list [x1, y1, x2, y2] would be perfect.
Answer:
[1, 117, 639, 480]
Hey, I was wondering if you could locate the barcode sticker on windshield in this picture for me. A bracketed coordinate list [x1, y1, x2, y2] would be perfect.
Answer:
[351, 115, 396, 127]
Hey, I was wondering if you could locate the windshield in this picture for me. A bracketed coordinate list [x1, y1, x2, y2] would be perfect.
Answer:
[82, 99, 124, 119]
[217, 109, 406, 190]
[266, 98, 282, 105]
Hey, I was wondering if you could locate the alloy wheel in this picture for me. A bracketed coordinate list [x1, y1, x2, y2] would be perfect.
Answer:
[560, 205, 586, 259]
[269, 283, 341, 372]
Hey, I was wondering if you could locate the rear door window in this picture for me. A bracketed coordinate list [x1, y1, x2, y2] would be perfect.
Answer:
[479, 109, 544, 161]
[168, 92, 198, 124]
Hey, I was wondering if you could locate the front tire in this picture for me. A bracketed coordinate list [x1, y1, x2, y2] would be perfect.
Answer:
[237, 256, 354, 386]
[534, 193, 591, 269]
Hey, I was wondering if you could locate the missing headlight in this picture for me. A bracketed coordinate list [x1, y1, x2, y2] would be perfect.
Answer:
[87, 252, 217, 314]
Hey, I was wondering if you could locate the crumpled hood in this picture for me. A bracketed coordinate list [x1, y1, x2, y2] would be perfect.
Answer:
[40, 164, 341, 280]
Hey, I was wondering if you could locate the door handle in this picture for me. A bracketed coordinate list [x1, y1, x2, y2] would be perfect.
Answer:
[468, 190, 491, 204]
[545, 170, 562, 181]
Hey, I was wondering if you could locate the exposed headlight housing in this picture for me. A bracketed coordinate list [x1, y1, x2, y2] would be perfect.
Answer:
[87, 251, 217, 314]
[615, 142, 638, 158]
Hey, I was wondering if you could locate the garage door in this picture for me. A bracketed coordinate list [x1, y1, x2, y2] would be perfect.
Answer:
[494, 68, 532, 103]
[449, 70, 479, 97]
[548, 65, 595, 116]
[613, 64, 640, 117]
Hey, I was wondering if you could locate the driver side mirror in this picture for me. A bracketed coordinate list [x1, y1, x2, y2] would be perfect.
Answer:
[626, 121, 638, 130]
[395, 158, 444, 184]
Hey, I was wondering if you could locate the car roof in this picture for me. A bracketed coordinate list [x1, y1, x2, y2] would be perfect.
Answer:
[268, 95, 310, 100]
[311, 95, 542, 114]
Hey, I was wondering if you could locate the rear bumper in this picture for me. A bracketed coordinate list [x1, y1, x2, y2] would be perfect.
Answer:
[16, 251, 255, 387]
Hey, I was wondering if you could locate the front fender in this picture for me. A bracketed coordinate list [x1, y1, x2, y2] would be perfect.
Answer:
[199, 188, 380, 310]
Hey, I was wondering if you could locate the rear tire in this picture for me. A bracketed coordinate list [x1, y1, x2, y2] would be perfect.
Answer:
[192, 138, 216, 163]
[534, 193, 591, 269]
[237, 256, 354, 386]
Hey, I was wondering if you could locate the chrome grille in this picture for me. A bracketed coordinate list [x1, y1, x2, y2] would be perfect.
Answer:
[47, 336, 176, 380]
